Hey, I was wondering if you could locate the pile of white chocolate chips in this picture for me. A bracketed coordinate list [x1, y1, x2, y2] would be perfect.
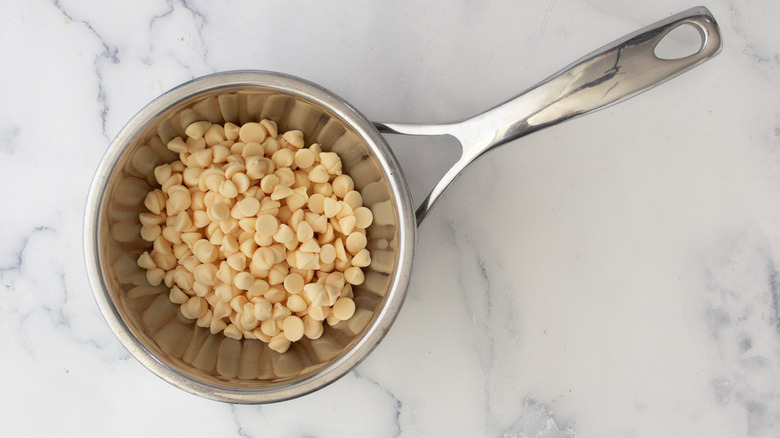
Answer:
[136, 119, 373, 353]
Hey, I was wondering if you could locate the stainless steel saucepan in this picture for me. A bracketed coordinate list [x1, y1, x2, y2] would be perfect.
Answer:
[84, 7, 721, 403]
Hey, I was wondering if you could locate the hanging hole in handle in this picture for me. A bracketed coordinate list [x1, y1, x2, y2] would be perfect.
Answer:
[654, 22, 705, 60]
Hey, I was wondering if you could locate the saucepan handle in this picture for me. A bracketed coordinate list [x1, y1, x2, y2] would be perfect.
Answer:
[376, 6, 722, 225]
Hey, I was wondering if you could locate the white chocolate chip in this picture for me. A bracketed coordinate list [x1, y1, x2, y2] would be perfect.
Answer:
[239, 122, 267, 143]
[331, 174, 354, 198]
[351, 249, 371, 267]
[282, 315, 304, 341]
[307, 165, 330, 184]
[344, 266, 365, 285]
[296, 221, 314, 242]
[345, 232, 367, 254]
[323, 197, 341, 218]
[283, 273, 305, 294]
[282, 130, 304, 149]
[332, 297, 356, 320]
[294, 148, 315, 169]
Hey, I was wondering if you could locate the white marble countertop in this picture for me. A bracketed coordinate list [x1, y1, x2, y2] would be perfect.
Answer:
[2, 0, 779, 436]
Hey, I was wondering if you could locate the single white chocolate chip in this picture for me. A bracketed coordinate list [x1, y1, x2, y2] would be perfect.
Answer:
[282, 315, 304, 341]
[268, 332, 291, 353]
[345, 232, 367, 254]
[146, 268, 165, 286]
[223, 323, 243, 340]
[214, 283, 234, 303]
[260, 173, 280, 194]
[310, 214, 328, 233]
[339, 215, 357, 235]
[344, 266, 365, 285]
[239, 122, 267, 143]
[312, 182, 333, 197]
[224, 122, 240, 141]
[323, 197, 341, 218]
[143, 191, 165, 216]
[294, 222, 313, 243]
[271, 302, 292, 320]
[137, 251, 156, 270]
[166, 186, 192, 215]
[205, 124, 227, 146]
[267, 264, 287, 285]
[192, 281, 210, 297]
[218, 179, 239, 198]
[234, 271, 255, 290]
[282, 130, 304, 149]
[153, 164, 172, 186]
[213, 144, 231, 163]
[283, 273, 305, 294]
[138, 212, 164, 228]
[299, 239, 321, 253]
[226, 252, 246, 271]
[334, 238, 347, 262]
[260, 318, 280, 337]
[351, 249, 371, 267]
[262, 138, 280, 156]
[287, 187, 308, 211]
[303, 315, 324, 339]
[192, 239, 219, 263]
[272, 148, 295, 168]
[307, 165, 329, 183]
[238, 196, 260, 217]
[353, 206, 373, 229]
[240, 306, 259, 331]
[307, 193, 325, 214]
[247, 279, 270, 298]
[294, 148, 315, 169]
[286, 294, 307, 313]
[208, 202, 230, 221]
[270, 184, 294, 200]
[193, 263, 218, 286]
[252, 247, 275, 270]
[169, 286, 189, 304]
[221, 234, 239, 254]
[206, 315, 226, 334]
[331, 174, 354, 198]
[343, 191, 363, 210]
[230, 295, 249, 313]
[167, 137, 188, 153]
[255, 214, 279, 237]
[332, 297, 356, 320]
[320, 244, 337, 264]
[185, 136, 206, 152]
[242, 142, 264, 158]
[272, 224, 295, 243]
[190, 148, 213, 167]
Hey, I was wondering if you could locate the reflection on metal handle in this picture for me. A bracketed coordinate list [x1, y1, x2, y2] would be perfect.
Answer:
[376, 6, 722, 226]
